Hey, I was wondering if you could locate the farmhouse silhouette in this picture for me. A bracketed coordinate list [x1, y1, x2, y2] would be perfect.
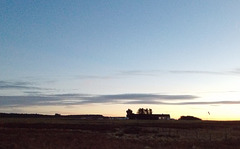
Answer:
[126, 108, 170, 120]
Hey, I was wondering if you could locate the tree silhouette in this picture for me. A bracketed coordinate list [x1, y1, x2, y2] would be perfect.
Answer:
[126, 109, 133, 117]
[149, 109, 152, 115]
[137, 108, 144, 114]
[137, 108, 152, 115]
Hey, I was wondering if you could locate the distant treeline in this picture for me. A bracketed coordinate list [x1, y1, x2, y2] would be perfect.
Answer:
[0, 113, 105, 119]
[0, 113, 51, 118]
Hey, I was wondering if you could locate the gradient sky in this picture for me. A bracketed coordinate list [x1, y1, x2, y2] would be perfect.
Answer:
[1, 0, 240, 120]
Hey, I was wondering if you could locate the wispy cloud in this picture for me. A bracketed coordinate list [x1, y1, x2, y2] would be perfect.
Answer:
[23, 91, 43, 94]
[51, 93, 91, 97]
[169, 68, 240, 76]
[118, 70, 160, 76]
[169, 101, 240, 105]
[80, 94, 198, 104]
[0, 81, 41, 90]
[229, 68, 240, 74]
[169, 70, 224, 75]
[124, 100, 166, 104]
[73, 68, 240, 80]
[96, 94, 197, 100]
[0, 80, 54, 92]
[0, 93, 198, 107]
[123, 100, 240, 105]
[75, 75, 114, 80]
[119, 69, 228, 77]
[120, 68, 240, 77]
[0, 96, 55, 107]
[75, 71, 159, 80]
[1, 93, 240, 107]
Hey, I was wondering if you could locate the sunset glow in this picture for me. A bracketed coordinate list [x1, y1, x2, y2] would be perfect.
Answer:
[1, 1, 240, 120]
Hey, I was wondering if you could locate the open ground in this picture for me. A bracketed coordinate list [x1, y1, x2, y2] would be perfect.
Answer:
[1, 118, 240, 149]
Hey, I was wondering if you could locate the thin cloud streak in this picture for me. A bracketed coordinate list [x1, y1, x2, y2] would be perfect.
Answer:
[124, 100, 166, 104]
[169, 70, 224, 75]
[124, 100, 240, 105]
[0, 81, 39, 90]
[80, 94, 198, 104]
[118, 70, 160, 77]
[0, 93, 198, 107]
[118, 69, 228, 77]
[74, 68, 240, 80]
[75, 75, 114, 80]
[173, 101, 240, 105]
[170, 68, 240, 76]
[1, 90, 240, 107]
[229, 68, 240, 74]
[1, 93, 240, 107]
[0, 80, 50, 90]
[96, 94, 198, 100]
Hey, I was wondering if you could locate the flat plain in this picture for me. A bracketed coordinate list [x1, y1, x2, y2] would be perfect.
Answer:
[1, 118, 240, 149]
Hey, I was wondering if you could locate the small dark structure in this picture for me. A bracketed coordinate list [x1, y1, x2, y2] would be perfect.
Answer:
[178, 115, 201, 121]
[126, 108, 170, 120]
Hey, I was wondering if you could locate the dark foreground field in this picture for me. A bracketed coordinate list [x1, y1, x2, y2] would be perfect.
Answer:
[1, 118, 240, 149]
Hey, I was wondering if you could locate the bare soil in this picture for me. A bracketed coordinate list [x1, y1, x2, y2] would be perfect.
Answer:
[1, 118, 240, 149]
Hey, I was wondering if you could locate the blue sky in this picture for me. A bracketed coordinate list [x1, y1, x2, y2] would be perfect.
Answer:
[1, 1, 240, 120]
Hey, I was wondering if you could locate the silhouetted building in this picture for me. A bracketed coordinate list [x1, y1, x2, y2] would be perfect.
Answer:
[126, 109, 170, 120]
[154, 114, 170, 120]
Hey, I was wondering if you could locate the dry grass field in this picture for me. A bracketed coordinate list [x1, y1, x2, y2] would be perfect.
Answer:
[1, 118, 240, 149]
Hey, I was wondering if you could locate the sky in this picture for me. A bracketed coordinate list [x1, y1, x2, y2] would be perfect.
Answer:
[1, 0, 240, 120]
